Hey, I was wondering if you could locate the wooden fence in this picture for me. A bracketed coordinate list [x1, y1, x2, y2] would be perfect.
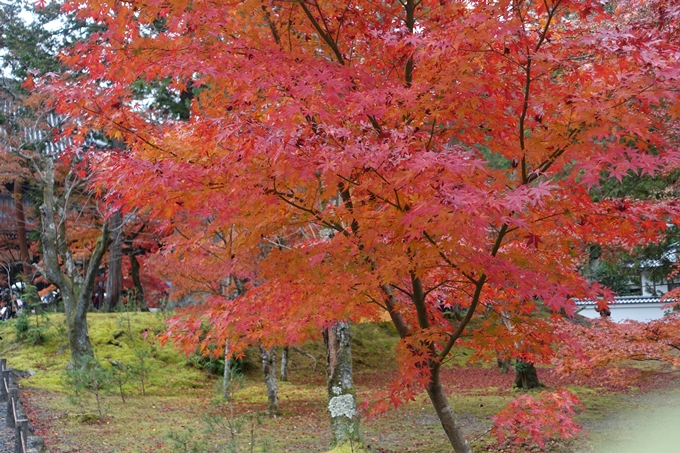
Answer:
[0, 359, 44, 453]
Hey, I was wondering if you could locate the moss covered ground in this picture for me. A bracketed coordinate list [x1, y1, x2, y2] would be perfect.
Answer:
[0, 312, 677, 452]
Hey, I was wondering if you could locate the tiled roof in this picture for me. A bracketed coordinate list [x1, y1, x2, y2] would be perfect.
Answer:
[575, 295, 669, 306]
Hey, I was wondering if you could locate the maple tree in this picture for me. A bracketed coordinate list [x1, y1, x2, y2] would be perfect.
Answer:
[554, 315, 680, 383]
[48, 0, 680, 450]
[492, 388, 583, 449]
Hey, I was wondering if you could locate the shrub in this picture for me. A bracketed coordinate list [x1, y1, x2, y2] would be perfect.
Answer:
[61, 357, 113, 421]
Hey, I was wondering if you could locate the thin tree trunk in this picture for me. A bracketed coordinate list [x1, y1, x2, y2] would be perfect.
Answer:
[258, 344, 278, 415]
[425, 366, 473, 453]
[103, 210, 123, 312]
[497, 357, 511, 374]
[128, 253, 147, 310]
[384, 283, 472, 453]
[280, 346, 289, 382]
[13, 181, 30, 276]
[222, 341, 230, 399]
[324, 321, 361, 448]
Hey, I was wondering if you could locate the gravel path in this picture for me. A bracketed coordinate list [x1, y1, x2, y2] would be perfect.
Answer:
[0, 407, 15, 453]
[578, 385, 680, 453]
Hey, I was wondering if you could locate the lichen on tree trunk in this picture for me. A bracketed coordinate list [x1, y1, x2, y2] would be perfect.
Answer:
[324, 321, 361, 448]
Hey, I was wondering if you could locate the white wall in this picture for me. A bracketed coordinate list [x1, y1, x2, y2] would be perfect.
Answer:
[578, 303, 670, 323]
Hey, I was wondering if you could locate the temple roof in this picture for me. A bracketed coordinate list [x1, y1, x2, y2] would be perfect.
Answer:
[575, 295, 669, 306]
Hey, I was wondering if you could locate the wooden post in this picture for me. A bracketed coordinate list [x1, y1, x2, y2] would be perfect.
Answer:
[0, 358, 6, 372]
[0, 368, 8, 403]
[4, 368, 13, 388]
[15, 418, 28, 453]
[6, 387, 18, 429]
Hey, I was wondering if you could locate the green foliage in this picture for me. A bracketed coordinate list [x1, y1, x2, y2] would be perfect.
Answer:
[167, 373, 270, 453]
[188, 321, 247, 377]
[15, 283, 52, 345]
[580, 248, 641, 296]
[0, 1, 61, 80]
[13, 312, 29, 337]
[54, 320, 69, 344]
[132, 347, 152, 396]
[582, 162, 680, 295]
[591, 168, 680, 202]
[115, 303, 136, 342]
[190, 351, 245, 377]
[108, 360, 134, 403]
[61, 356, 113, 421]
[129, 78, 194, 121]
[13, 310, 51, 346]
[190, 353, 224, 376]
[478, 145, 512, 170]
[0, 0, 102, 82]
[20, 280, 39, 305]
[583, 226, 680, 296]
[166, 427, 210, 453]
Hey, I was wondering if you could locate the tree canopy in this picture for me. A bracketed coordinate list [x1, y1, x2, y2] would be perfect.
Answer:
[33, 0, 680, 450]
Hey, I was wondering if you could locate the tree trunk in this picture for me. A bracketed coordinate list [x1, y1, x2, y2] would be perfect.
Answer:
[513, 360, 541, 389]
[222, 340, 230, 399]
[38, 157, 110, 366]
[324, 321, 361, 448]
[13, 181, 31, 277]
[384, 284, 472, 453]
[129, 253, 147, 310]
[497, 357, 511, 374]
[64, 227, 109, 365]
[258, 344, 279, 415]
[280, 346, 289, 382]
[103, 210, 123, 312]
[426, 366, 473, 453]
[63, 286, 94, 362]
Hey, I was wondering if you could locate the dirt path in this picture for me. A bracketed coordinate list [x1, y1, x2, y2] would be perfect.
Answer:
[578, 383, 680, 453]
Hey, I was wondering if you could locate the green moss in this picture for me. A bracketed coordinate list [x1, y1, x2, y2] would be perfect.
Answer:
[351, 322, 400, 372]
[0, 312, 208, 394]
[324, 444, 369, 453]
